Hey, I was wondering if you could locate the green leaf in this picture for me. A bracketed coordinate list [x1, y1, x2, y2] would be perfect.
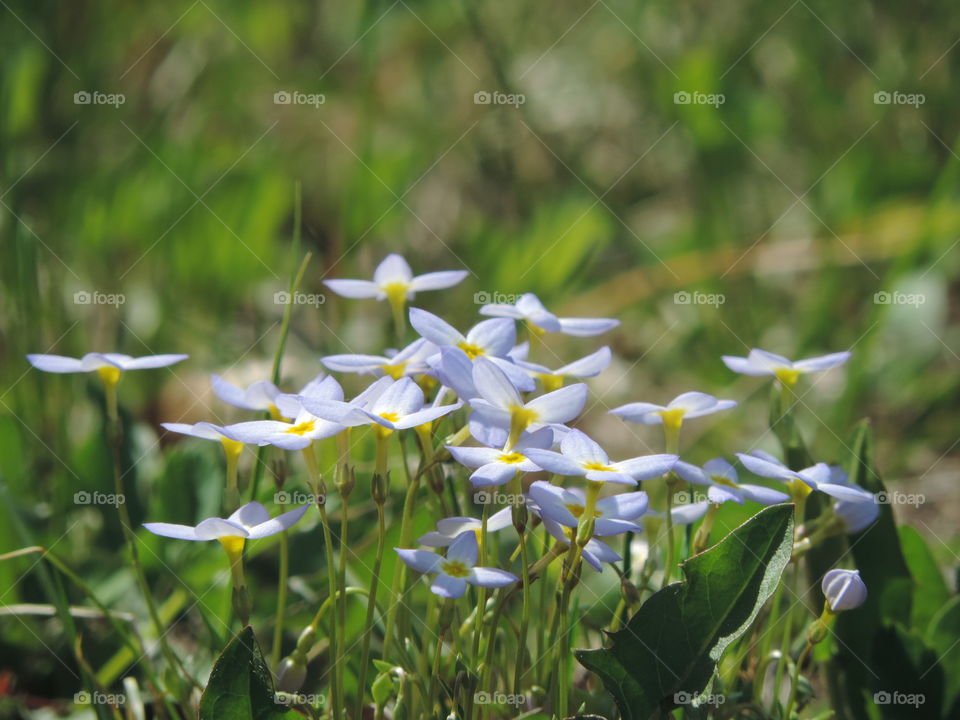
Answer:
[199, 626, 303, 720]
[575, 504, 794, 720]
[926, 596, 960, 711]
[900, 526, 950, 630]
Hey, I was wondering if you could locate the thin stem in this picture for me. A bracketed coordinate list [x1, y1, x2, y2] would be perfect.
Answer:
[471, 499, 492, 662]
[784, 641, 813, 719]
[355, 485, 387, 720]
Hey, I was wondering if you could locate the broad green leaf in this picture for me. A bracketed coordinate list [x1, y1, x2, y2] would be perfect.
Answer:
[926, 596, 960, 712]
[199, 627, 303, 720]
[575, 504, 794, 720]
[900, 525, 950, 630]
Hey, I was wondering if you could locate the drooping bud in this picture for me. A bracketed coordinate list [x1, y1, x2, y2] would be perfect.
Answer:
[822, 569, 867, 612]
[275, 655, 308, 693]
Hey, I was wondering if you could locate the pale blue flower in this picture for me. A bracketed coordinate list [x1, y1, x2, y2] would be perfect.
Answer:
[211, 374, 281, 414]
[722, 348, 850, 387]
[737, 451, 874, 503]
[417, 507, 514, 547]
[447, 427, 553, 486]
[540, 517, 621, 571]
[395, 531, 518, 598]
[674, 458, 790, 505]
[323, 253, 467, 302]
[610, 391, 736, 429]
[144, 501, 309, 542]
[321, 338, 437, 380]
[527, 480, 648, 536]
[822, 569, 867, 612]
[480, 292, 619, 336]
[27, 352, 187, 378]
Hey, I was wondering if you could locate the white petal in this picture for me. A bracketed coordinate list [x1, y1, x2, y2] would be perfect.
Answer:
[392, 402, 461, 430]
[227, 502, 271, 529]
[321, 354, 387, 374]
[466, 318, 516, 357]
[703, 458, 738, 484]
[395, 548, 442, 574]
[525, 383, 587, 424]
[473, 357, 523, 409]
[670, 501, 710, 526]
[487, 357, 537, 392]
[527, 481, 578, 527]
[467, 567, 518, 588]
[559, 429, 608, 465]
[436, 517, 481, 537]
[446, 531, 479, 566]
[447, 446, 503, 468]
[747, 348, 792, 371]
[738, 484, 791, 505]
[585, 469, 637, 485]
[556, 317, 620, 337]
[142, 522, 201, 540]
[816, 483, 875, 503]
[707, 485, 743, 504]
[372, 377, 423, 416]
[479, 303, 525, 319]
[595, 491, 649, 520]
[737, 452, 795, 482]
[374, 253, 413, 285]
[26, 354, 85, 373]
[211, 374, 255, 409]
[223, 420, 292, 444]
[684, 399, 737, 419]
[593, 518, 642, 536]
[470, 463, 518, 487]
[409, 270, 468, 292]
[555, 347, 611, 378]
[431, 574, 468, 598]
[792, 351, 851, 373]
[673, 461, 711, 486]
[195, 518, 249, 540]
[323, 279, 381, 299]
[487, 506, 514, 532]
[613, 454, 677, 481]
[409, 307, 464, 346]
[523, 449, 585, 477]
[120, 354, 188, 370]
[246, 504, 311, 538]
[608, 402, 666, 424]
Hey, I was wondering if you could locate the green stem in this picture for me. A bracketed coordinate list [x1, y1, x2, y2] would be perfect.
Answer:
[784, 641, 813, 719]
[355, 483, 387, 720]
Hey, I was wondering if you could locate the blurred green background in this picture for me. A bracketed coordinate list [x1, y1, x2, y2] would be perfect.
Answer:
[2, 0, 959, 714]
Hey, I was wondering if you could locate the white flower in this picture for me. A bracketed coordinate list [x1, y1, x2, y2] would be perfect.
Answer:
[737, 451, 875, 503]
[513, 347, 612, 392]
[211, 374, 281, 415]
[160, 421, 250, 454]
[395, 531, 518, 598]
[321, 338, 437, 380]
[225, 376, 349, 449]
[610, 391, 737, 431]
[523, 429, 677, 486]
[446, 427, 553, 486]
[27, 352, 187, 385]
[144, 501, 309, 545]
[323, 253, 467, 303]
[539, 517, 621, 572]
[410, 308, 516, 360]
[674, 458, 790, 506]
[417, 508, 514, 547]
[821, 568, 867, 612]
[301, 376, 461, 434]
[722, 348, 850, 387]
[467, 357, 588, 449]
[479, 292, 619, 336]
[527, 481, 649, 536]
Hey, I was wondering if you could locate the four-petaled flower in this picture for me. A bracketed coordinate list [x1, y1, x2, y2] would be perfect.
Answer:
[480, 292, 619, 336]
[722, 348, 850, 388]
[323, 253, 467, 304]
[211, 374, 282, 417]
[27, 352, 187, 387]
[446, 428, 553, 486]
[321, 338, 436, 380]
[737, 451, 874, 503]
[674, 458, 790, 506]
[417, 508, 514, 547]
[527, 480, 649, 536]
[524, 429, 677, 486]
[513, 346, 612, 392]
[395, 531, 518, 598]
[610, 391, 736, 432]
[144, 501, 309, 549]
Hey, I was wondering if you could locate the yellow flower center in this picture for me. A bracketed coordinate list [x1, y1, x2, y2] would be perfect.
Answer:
[774, 368, 802, 387]
[218, 535, 246, 558]
[441, 560, 470, 578]
[268, 404, 284, 421]
[711, 475, 739, 488]
[286, 420, 316, 436]
[97, 365, 122, 387]
[379, 412, 400, 422]
[457, 342, 486, 360]
[506, 405, 538, 450]
[788, 477, 814, 501]
[539, 373, 565, 392]
[582, 461, 615, 472]
[220, 437, 244, 459]
[564, 503, 600, 519]
[498, 452, 527, 465]
[383, 281, 410, 307]
[380, 363, 407, 380]
[656, 408, 686, 432]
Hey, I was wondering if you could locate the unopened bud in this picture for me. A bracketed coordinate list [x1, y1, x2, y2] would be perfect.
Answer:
[275, 655, 307, 692]
[512, 502, 528, 533]
[232, 585, 252, 626]
[575, 517, 595, 548]
[371, 473, 388, 506]
[336, 465, 356, 497]
[620, 577, 641, 606]
[295, 625, 317, 655]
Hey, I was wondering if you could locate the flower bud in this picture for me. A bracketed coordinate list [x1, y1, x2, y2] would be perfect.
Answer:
[511, 502, 528, 534]
[295, 625, 317, 655]
[275, 655, 307, 693]
[371, 472, 388, 506]
[620, 577, 641, 606]
[822, 568, 867, 612]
